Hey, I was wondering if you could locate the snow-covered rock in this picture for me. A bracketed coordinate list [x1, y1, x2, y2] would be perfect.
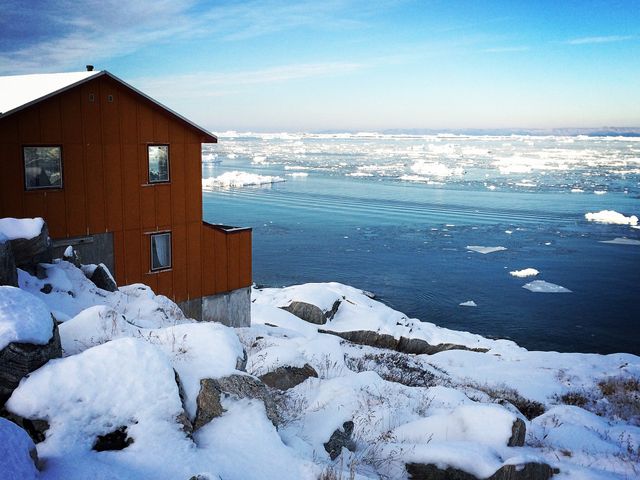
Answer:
[585, 210, 638, 226]
[0, 417, 39, 480]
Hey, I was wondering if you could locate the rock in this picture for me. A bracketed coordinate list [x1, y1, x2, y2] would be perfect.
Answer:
[40, 284, 53, 294]
[0, 238, 18, 287]
[9, 223, 52, 270]
[0, 410, 49, 444]
[62, 246, 82, 268]
[92, 426, 134, 451]
[89, 264, 117, 292]
[193, 374, 279, 431]
[318, 329, 488, 355]
[323, 421, 356, 460]
[282, 299, 341, 325]
[508, 418, 526, 447]
[236, 348, 248, 372]
[0, 323, 62, 406]
[0, 418, 40, 479]
[406, 462, 558, 480]
[173, 370, 193, 437]
[259, 364, 318, 390]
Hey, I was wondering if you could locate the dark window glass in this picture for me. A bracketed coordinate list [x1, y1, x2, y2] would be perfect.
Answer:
[24, 146, 62, 189]
[151, 232, 171, 271]
[148, 145, 169, 183]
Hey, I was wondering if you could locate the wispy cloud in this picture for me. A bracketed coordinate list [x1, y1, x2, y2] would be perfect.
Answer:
[0, 0, 381, 75]
[566, 35, 636, 45]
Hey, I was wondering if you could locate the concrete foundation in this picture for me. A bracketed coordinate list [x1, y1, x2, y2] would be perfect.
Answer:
[51, 233, 114, 274]
[178, 287, 251, 327]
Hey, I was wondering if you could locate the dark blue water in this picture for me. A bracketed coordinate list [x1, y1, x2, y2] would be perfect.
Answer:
[202, 134, 640, 354]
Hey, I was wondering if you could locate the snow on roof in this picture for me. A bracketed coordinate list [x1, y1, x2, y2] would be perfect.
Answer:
[0, 71, 101, 116]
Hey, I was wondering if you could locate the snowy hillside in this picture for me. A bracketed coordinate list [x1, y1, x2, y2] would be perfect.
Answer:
[2, 260, 639, 479]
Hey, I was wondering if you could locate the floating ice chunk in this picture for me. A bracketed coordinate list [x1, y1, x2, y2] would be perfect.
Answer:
[585, 210, 638, 226]
[202, 171, 285, 189]
[486, 185, 496, 190]
[522, 280, 571, 293]
[594, 190, 607, 195]
[466, 245, 507, 254]
[510, 268, 539, 278]
[0, 217, 44, 240]
[286, 172, 308, 177]
[411, 161, 463, 177]
[505, 230, 513, 234]
[570, 188, 584, 193]
[459, 300, 477, 307]
[599, 237, 640, 245]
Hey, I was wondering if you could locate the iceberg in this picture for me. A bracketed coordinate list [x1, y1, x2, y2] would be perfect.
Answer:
[522, 280, 572, 293]
[599, 237, 640, 245]
[585, 210, 638, 226]
[510, 268, 539, 278]
[466, 245, 507, 254]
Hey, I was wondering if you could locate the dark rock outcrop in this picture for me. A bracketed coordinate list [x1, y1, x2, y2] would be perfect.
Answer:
[193, 374, 279, 431]
[508, 418, 526, 447]
[259, 364, 318, 390]
[9, 223, 52, 270]
[282, 299, 341, 325]
[92, 426, 134, 451]
[0, 239, 18, 287]
[62, 246, 82, 268]
[318, 329, 489, 355]
[323, 421, 356, 460]
[406, 462, 558, 480]
[173, 370, 193, 437]
[0, 323, 62, 406]
[89, 264, 117, 292]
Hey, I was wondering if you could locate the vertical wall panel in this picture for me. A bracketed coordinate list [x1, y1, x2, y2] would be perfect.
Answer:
[100, 79, 120, 145]
[227, 234, 240, 290]
[0, 116, 18, 143]
[85, 144, 106, 232]
[213, 230, 228, 293]
[184, 144, 201, 222]
[45, 191, 67, 238]
[140, 187, 155, 229]
[63, 144, 86, 236]
[186, 222, 202, 299]
[23, 193, 46, 220]
[138, 103, 154, 143]
[169, 119, 185, 144]
[124, 229, 141, 285]
[60, 90, 83, 144]
[156, 270, 173, 298]
[153, 111, 169, 143]
[121, 144, 140, 230]
[239, 231, 252, 288]
[81, 83, 101, 145]
[18, 108, 40, 143]
[39, 98, 62, 143]
[103, 144, 123, 230]
[119, 90, 138, 144]
[155, 184, 171, 228]
[201, 227, 216, 296]
[170, 142, 186, 224]
[0, 144, 23, 217]
[141, 233, 158, 291]
[171, 224, 187, 302]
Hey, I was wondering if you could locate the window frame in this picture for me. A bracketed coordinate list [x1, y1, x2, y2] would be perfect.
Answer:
[150, 231, 172, 272]
[147, 144, 170, 184]
[23, 145, 64, 191]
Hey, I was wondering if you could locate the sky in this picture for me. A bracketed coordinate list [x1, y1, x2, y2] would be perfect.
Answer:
[0, 0, 639, 132]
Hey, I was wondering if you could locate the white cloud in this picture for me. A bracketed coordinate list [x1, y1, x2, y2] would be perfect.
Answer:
[566, 35, 636, 45]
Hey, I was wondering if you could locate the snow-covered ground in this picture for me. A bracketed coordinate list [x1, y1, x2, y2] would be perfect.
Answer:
[2, 261, 639, 479]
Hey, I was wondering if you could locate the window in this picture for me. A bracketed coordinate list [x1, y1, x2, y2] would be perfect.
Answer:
[148, 145, 169, 183]
[151, 232, 171, 271]
[23, 146, 62, 190]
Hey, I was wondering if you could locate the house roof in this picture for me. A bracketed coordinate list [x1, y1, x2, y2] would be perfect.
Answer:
[0, 70, 217, 142]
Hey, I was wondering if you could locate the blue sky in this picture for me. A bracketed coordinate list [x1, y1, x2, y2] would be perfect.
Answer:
[1, 0, 638, 131]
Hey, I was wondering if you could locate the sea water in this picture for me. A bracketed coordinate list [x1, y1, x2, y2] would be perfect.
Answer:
[202, 133, 640, 355]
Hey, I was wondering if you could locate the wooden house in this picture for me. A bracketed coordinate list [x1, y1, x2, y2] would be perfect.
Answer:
[0, 68, 252, 326]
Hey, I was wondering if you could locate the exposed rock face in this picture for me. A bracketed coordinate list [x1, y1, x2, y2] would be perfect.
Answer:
[318, 329, 489, 355]
[92, 426, 134, 451]
[173, 370, 193, 437]
[282, 299, 341, 325]
[235, 348, 248, 372]
[62, 246, 82, 268]
[508, 418, 526, 447]
[89, 264, 118, 292]
[9, 223, 52, 270]
[193, 374, 279, 431]
[0, 239, 18, 287]
[406, 462, 558, 480]
[259, 364, 318, 390]
[0, 323, 62, 406]
[323, 421, 356, 460]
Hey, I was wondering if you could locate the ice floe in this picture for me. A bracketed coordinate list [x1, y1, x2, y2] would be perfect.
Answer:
[599, 237, 640, 245]
[459, 300, 477, 307]
[202, 171, 285, 189]
[509, 268, 539, 278]
[466, 245, 507, 254]
[585, 210, 638, 226]
[522, 280, 572, 293]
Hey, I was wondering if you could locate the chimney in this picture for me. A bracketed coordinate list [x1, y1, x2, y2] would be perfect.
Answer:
[86, 65, 94, 71]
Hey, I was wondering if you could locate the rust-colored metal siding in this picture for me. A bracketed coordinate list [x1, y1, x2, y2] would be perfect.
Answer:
[0, 75, 252, 304]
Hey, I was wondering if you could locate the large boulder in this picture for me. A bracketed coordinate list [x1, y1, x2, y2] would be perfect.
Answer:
[259, 364, 318, 390]
[0, 324, 62, 405]
[318, 329, 488, 355]
[508, 418, 526, 447]
[282, 299, 341, 325]
[6, 220, 52, 270]
[406, 462, 558, 480]
[323, 420, 356, 460]
[89, 263, 118, 292]
[193, 374, 279, 431]
[0, 417, 39, 479]
[0, 236, 18, 287]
